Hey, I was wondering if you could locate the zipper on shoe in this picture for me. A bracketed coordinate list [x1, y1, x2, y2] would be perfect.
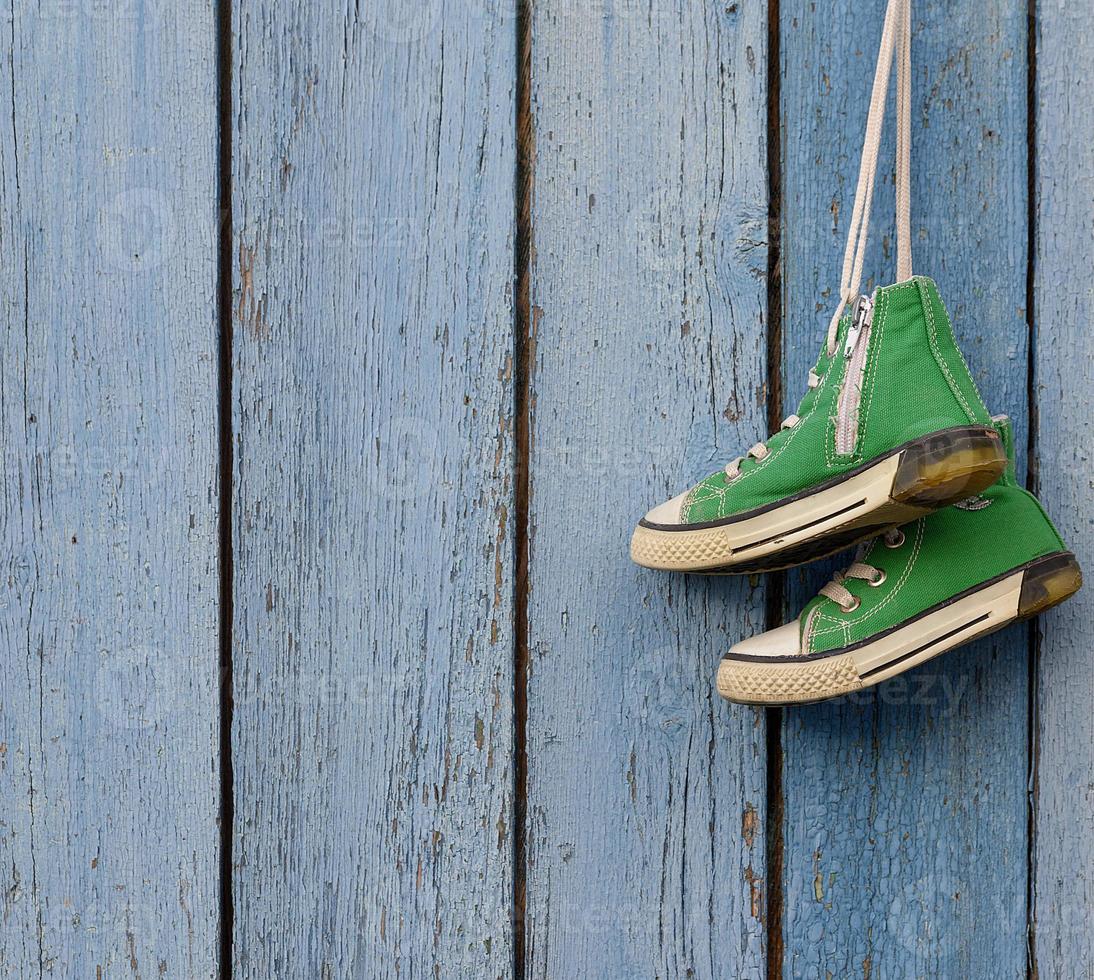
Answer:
[843, 292, 874, 356]
[836, 291, 875, 455]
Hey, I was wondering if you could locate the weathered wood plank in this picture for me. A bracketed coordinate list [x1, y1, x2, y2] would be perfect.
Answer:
[1031, 1, 1094, 974]
[0, 2, 219, 976]
[778, 1, 1032, 975]
[230, 4, 516, 976]
[525, 2, 770, 975]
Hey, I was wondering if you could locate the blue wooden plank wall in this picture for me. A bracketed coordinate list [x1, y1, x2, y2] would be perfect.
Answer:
[778, 2, 1035, 975]
[229, 2, 516, 976]
[1031, 2, 1094, 975]
[524, 2, 769, 976]
[0, 2, 220, 976]
[0, 1, 1091, 977]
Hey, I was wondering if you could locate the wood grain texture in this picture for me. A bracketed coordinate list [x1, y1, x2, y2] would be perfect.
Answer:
[1031, 1, 1094, 974]
[0, 2, 219, 976]
[525, 1, 770, 975]
[778, 1, 1032, 975]
[230, 3, 516, 976]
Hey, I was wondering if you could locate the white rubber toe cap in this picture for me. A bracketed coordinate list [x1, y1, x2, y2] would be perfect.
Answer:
[726, 619, 802, 660]
[643, 488, 692, 526]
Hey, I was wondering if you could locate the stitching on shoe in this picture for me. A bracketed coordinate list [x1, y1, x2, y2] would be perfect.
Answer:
[683, 475, 737, 523]
[824, 414, 840, 469]
[680, 483, 701, 524]
[855, 281, 893, 459]
[918, 278, 977, 423]
[808, 603, 848, 653]
[927, 282, 991, 422]
[800, 604, 823, 656]
[808, 517, 926, 647]
[696, 349, 845, 518]
[836, 282, 914, 463]
[810, 517, 925, 641]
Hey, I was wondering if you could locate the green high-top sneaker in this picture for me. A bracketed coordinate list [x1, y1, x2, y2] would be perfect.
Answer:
[630, 277, 1007, 572]
[716, 418, 1082, 706]
[631, 0, 1007, 574]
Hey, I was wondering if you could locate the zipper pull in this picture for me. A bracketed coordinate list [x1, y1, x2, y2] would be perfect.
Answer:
[843, 294, 874, 356]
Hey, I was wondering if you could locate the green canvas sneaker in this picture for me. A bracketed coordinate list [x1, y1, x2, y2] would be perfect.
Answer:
[631, 0, 1007, 574]
[630, 277, 1007, 573]
[716, 418, 1082, 706]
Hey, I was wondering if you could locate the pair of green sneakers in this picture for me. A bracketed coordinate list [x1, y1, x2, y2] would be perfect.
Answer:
[630, 277, 1082, 706]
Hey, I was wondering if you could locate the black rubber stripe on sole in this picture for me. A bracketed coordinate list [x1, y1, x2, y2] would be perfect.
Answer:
[639, 425, 997, 532]
[857, 612, 992, 680]
[723, 551, 1073, 665]
[730, 498, 867, 554]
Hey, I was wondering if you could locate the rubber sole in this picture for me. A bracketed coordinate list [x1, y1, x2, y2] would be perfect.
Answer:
[630, 426, 1007, 573]
[716, 551, 1083, 706]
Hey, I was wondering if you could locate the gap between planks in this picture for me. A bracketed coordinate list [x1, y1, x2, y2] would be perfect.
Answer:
[1023, 0, 1040, 974]
[512, 0, 535, 977]
[216, 0, 236, 974]
[764, 0, 786, 975]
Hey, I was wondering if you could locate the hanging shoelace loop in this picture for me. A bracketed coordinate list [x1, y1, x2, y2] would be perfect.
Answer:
[825, 0, 914, 356]
[725, 0, 914, 483]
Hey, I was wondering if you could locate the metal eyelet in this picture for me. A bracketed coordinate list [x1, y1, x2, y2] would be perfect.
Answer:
[840, 597, 861, 613]
[868, 569, 887, 587]
[884, 529, 905, 549]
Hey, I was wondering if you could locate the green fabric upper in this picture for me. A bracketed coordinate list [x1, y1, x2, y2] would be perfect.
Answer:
[798, 417, 1068, 656]
[680, 277, 993, 524]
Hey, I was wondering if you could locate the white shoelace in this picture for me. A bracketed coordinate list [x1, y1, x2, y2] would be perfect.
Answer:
[725, 0, 915, 483]
[825, 0, 914, 356]
[724, 372, 818, 480]
[819, 528, 905, 611]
